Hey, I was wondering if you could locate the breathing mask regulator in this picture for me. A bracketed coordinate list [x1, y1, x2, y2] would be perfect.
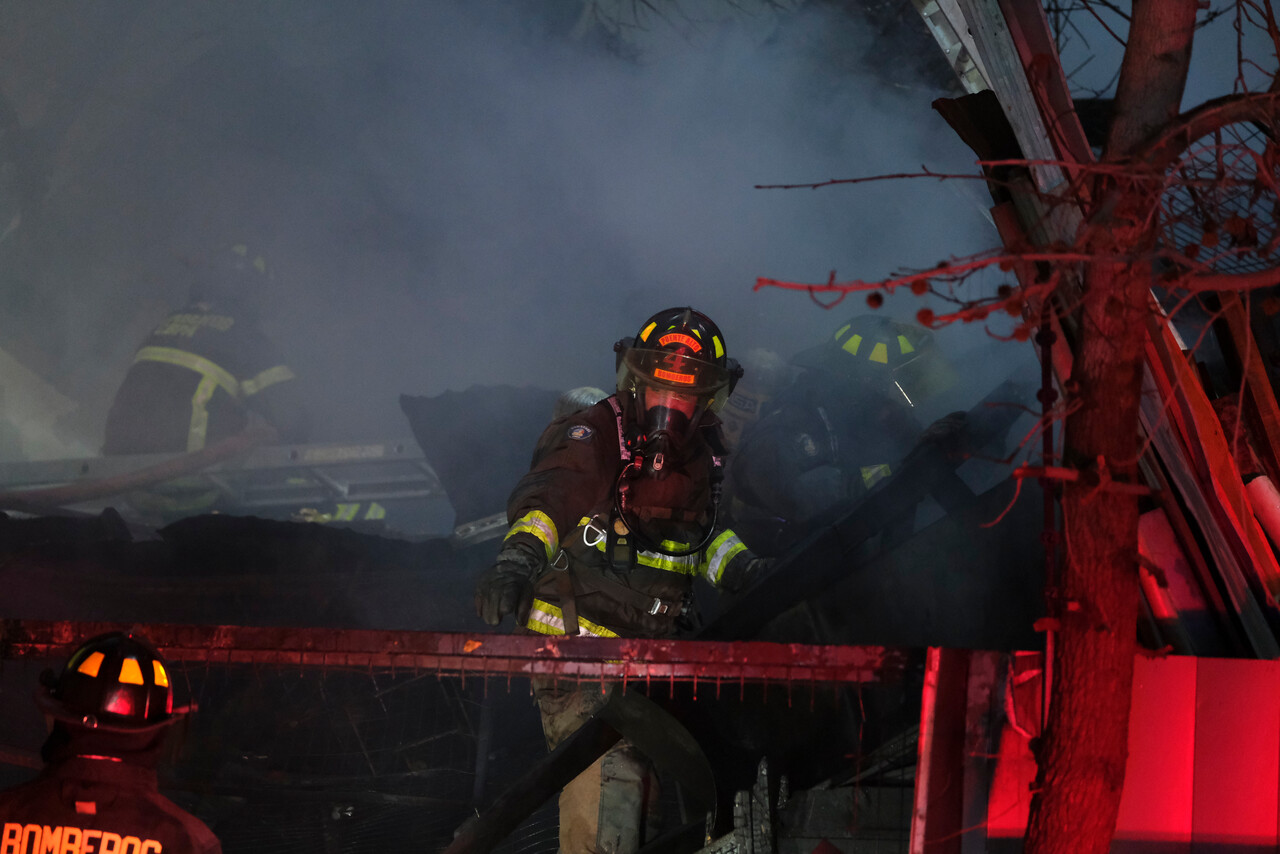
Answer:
[611, 307, 742, 560]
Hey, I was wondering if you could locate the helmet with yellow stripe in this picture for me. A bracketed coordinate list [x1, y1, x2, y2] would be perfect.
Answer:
[615, 307, 742, 444]
[794, 314, 953, 406]
[36, 632, 179, 733]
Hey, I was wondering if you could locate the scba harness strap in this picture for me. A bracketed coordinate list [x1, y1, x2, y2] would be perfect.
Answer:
[606, 396, 725, 571]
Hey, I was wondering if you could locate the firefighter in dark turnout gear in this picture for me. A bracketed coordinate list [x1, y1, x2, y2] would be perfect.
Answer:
[103, 245, 308, 456]
[725, 314, 954, 557]
[475, 307, 760, 853]
[0, 632, 221, 854]
[102, 245, 309, 517]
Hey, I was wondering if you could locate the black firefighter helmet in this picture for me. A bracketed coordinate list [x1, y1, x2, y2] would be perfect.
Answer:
[791, 314, 954, 407]
[189, 242, 273, 310]
[614, 306, 742, 453]
[36, 632, 181, 734]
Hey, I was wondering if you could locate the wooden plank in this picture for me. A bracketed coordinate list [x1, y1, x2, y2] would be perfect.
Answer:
[1141, 322, 1280, 658]
[955, 0, 1068, 193]
[1191, 658, 1280, 850]
[1148, 315, 1280, 607]
[0, 619, 911, 684]
[995, 0, 1096, 172]
[1218, 292, 1280, 486]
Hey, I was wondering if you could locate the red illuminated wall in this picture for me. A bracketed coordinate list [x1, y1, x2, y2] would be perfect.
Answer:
[987, 655, 1280, 851]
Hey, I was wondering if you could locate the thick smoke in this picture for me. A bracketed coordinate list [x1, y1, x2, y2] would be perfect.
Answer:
[0, 1, 1009, 456]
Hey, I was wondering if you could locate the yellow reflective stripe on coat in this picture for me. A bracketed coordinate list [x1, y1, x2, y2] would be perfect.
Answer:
[135, 346, 241, 452]
[525, 599, 619, 637]
[705, 528, 748, 587]
[575, 516, 702, 576]
[505, 510, 559, 562]
[634, 546, 701, 575]
[134, 346, 240, 396]
[861, 464, 892, 490]
[241, 364, 295, 396]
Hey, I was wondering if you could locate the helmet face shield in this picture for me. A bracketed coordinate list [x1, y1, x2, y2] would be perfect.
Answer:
[614, 307, 740, 466]
[618, 348, 733, 424]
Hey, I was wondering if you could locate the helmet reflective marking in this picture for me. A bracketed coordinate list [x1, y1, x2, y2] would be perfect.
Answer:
[897, 334, 915, 354]
[119, 658, 145, 685]
[659, 332, 702, 352]
[654, 367, 696, 385]
[639, 321, 657, 342]
[842, 333, 863, 356]
[153, 661, 169, 688]
[77, 652, 105, 678]
[869, 342, 889, 364]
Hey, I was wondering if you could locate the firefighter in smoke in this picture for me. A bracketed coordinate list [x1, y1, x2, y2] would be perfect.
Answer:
[102, 243, 310, 518]
[0, 632, 222, 854]
[474, 307, 765, 853]
[725, 313, 956, 557]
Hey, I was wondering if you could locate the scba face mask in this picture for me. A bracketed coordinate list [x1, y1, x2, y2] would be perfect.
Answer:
[631, 385, 703, 477]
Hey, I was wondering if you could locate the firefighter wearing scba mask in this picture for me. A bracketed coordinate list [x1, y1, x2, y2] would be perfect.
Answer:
[0, 633, 221, 854]
[474, 307, 763, 854]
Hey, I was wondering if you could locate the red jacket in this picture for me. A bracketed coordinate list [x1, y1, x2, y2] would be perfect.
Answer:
[0, 756, 221, 854]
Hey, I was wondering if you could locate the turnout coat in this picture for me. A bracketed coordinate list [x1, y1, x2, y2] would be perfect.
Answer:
[502, 396, 750, 638]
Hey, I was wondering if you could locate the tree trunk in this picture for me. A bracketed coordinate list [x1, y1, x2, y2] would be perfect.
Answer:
[1023, 2, 1197, 853]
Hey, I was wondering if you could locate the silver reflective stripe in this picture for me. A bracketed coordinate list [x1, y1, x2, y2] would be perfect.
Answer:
[705, 529, 747, 586]
[505, 511, 559, 562]
[526, 600, 619, 638]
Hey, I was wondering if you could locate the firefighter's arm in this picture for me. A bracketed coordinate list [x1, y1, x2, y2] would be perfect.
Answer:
[475, 537, 544, 626]
[477, 412, 611, 626]
[703, 528, 774, 594]
[241, 364, 311, 444]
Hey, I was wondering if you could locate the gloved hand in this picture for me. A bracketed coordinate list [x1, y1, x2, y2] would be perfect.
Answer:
[915, 410, 969, 459]
[719, 552, 775, 594]
[475, 545, 543, 627]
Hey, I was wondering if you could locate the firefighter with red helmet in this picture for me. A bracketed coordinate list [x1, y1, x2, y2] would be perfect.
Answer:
[474, 307, 763, 853]
[0, 632, 222, 854]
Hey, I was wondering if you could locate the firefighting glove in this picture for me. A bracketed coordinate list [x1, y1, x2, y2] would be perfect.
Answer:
[719, 551, 775, 595]
[475, 544, 543, 627]
[915, 410, 969, 460]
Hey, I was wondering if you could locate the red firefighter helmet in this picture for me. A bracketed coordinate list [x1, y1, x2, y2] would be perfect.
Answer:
[36, 632, 179, 733]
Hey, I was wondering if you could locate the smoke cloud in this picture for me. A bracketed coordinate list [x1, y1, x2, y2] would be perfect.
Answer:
[0, 1, 1010, 455]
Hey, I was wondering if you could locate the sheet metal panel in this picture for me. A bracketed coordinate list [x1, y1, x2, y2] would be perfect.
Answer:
[1191, 658, 1280, 850]
[1113, 655, 1195, 852]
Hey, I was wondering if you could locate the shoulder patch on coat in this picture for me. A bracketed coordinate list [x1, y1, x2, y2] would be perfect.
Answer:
[795, 433, 818, 457]
[567, 424, 594, 441]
